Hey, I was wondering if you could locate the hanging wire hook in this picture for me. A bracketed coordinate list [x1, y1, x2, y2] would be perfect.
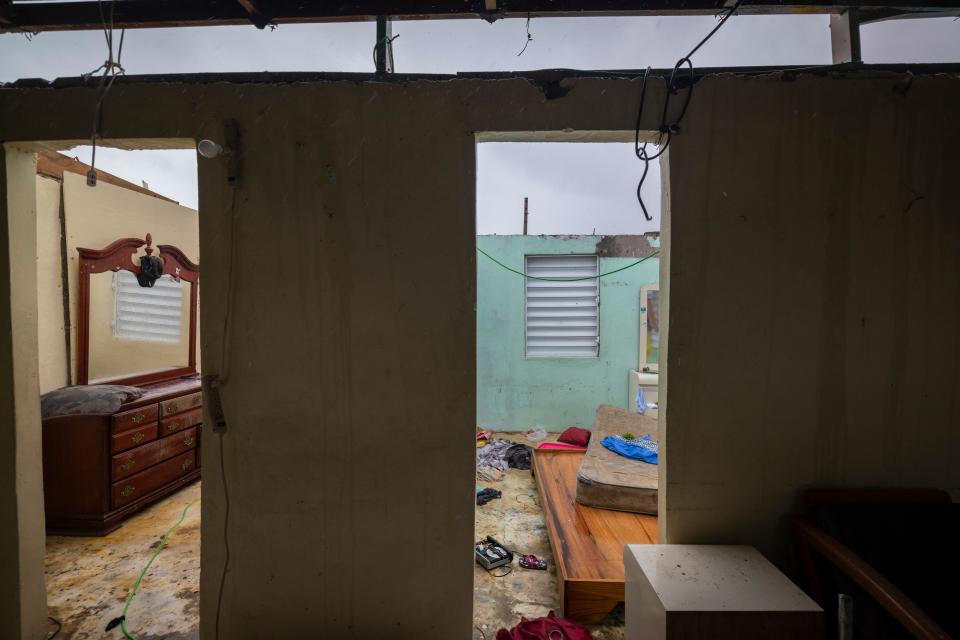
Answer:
[517, 13, 533, 56]
[634, 0, 746, 222]
[84, 0, 127, 186]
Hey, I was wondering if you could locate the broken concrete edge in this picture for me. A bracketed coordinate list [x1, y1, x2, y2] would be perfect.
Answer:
[3, 62, 960, 91]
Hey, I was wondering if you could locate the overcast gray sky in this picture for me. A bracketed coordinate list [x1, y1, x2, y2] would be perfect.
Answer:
[1, 16, 958, 233]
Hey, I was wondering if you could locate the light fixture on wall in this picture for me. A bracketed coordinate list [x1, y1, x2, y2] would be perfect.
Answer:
[197, 139, 224, 159]
[197, 120, 241, 187]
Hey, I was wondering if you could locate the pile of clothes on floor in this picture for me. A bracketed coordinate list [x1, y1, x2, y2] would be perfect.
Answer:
[476, 433, 532, 507]
[478, 438, 532, 471]
[495, 611, 593, 640]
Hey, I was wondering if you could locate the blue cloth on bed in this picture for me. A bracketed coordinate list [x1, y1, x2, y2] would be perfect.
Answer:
[601, 434, 658, 464]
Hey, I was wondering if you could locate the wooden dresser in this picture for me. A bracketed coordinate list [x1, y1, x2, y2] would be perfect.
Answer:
[42, 377, 202, 535]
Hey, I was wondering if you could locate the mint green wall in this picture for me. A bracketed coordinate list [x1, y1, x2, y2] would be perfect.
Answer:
[477, 235, 659, 431]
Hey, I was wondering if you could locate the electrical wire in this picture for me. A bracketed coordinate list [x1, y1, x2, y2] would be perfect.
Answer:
[372, 34, 399, 69]
[85, 0, 126, 182]
[214, 432, 230, 640]
[635, 0, 747, 221]
[106, 500, 199, 639]
[517, 14, 533, 56]
[477, 246, 659, 281]
[47, 617, 61, 639]
[489, 565, 513, 578]
[211, 145, 242, 640]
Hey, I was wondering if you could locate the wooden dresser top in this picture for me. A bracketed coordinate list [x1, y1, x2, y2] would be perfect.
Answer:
[121, 376, 202, 410]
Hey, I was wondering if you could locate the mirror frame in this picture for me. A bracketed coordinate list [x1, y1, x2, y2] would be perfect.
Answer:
[76, 233, 200, 386]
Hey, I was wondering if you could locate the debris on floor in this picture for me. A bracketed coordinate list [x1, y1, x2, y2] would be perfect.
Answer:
[474, 431, 625, 640]
[477, 487, 503, 506]
[45, 482, 201, 640]
[496, 610, 593, 640]
[522, 428, 547, 442]
[478, 439, 534, 474]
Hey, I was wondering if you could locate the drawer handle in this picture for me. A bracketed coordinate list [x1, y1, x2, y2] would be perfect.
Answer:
[166, 402, 179, 414]
[182, 459, 193, 471]
[121, 458, 135, 471]
[167, 421, 181, 432]
[131, 412, 146, 424]
[131, 432, 145, 443]
[184, 436, 195, 446]
[121, 486, 135, 497]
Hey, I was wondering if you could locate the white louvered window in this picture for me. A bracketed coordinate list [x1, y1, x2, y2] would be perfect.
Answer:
[525, 254, 599, 357]
[113, 270, 183, 343]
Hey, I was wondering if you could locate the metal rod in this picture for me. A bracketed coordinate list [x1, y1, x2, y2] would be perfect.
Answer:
[523, 197, 529, 235]
[375, 15, 394, 74]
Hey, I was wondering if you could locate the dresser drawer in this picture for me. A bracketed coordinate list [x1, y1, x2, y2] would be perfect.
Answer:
[111, 423, 159, 454]
[111, 451, 197, 509]
[161, 392, 202, 417]
[160, 407, 202, 436]
[111, 404, 159, 434]
[159, 426, 198, 461]
[112, 440, 162, 480]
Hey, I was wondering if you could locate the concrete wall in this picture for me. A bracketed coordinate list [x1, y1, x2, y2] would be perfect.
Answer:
[0, 145, 47, 640]
[0, 71, 958, 637]
[34, 170, 199, 391]
[659, 74, 960, 561]
[35, 175, 67, 394]
[476, 234, 659, 430]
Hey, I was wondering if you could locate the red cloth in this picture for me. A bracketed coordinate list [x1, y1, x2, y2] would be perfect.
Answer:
[537, 442, 586, 451]
[495, 611, 593, 640]
[557, 426, 591, 447]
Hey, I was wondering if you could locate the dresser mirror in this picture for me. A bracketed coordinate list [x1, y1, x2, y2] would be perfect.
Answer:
[77, 234, 199, 385]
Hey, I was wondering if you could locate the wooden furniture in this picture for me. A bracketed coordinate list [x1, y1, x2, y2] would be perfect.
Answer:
[43, 378, 202, 535]
[76, 233, 199, 386]
[42, 234, 202, 536]
[624, 545, 823, 640]
[793, 488, 955, 639]
[533, 448, 658, 624]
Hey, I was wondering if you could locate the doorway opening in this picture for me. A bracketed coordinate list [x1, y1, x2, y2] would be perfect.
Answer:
[29, 142, 204, 639]
[473, 133, 666, 638]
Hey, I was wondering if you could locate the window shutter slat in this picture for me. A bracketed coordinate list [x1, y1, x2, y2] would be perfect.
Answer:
[113, 271, 184, 343]
[525, 255, 599, 357]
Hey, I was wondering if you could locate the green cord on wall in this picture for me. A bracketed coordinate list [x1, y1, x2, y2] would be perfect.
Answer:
[114, 499, 199, 640]
[476, 246, 660, 281]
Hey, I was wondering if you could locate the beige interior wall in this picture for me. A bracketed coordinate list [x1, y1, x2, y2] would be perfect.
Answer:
[0, 145, 47, 640]
[0, 73, 958, 638]
[35, 175, 68, 393]
[61, 171, 199, 382]
[660, 76, 960, 562]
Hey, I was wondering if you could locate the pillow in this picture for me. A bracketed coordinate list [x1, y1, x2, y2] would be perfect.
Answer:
[41, 384, 145, 419]
[557, 426, 591, 447]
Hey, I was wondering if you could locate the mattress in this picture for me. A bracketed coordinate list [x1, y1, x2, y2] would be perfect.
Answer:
[575, 404, 659, 515]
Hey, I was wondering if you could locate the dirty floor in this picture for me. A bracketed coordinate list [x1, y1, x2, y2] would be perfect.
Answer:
[45, 481, 201, 640]
[473, 432, 624, 640]
[46, 435, 622, 640]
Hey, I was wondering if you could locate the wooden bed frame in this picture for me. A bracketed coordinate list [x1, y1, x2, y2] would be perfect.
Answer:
[533, 448, 658, 624]
[793, 488, 953, 639]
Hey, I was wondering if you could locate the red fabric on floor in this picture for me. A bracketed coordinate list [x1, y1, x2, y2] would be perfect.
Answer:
[495, 611, 593, 640]
[557, 427, 591, 447]
[537, 442, 587, 451]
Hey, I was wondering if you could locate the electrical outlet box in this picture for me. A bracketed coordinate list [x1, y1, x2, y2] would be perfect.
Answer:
[202, 374, 228, 433]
